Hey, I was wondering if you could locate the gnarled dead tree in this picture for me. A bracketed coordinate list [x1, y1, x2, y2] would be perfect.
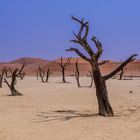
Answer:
[66, 16, 137, 117]
[0, 66, 7, 88]
[38, 66, 51, 83]
[57, 57, 71, 83]
[75, 60, 81, 87]
[4, 63, 26, 96]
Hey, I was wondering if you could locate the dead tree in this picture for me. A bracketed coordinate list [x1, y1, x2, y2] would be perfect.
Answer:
[75, 60, 81, 87]
[66, 16, 137, 117]
[4, 63, 26, 96]
[119, 67, 127, 80]
[46, 68, 50, 83]
[57, 57, 71, 83]
[36, 70, 39, 80]
[38, 66, 45, 83]
[0, 66, 7, 88]
[38, 66, 51, 83]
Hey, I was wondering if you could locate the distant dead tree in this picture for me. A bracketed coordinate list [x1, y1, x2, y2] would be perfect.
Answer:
[46, 69, 51, 83]
[0, 66, 7, 88]
[119, 67, 127, 80]
[66, 16, 137, 117]
[36, 70, 39, 80]
[57, 57, 71, 83]
[38, 66, 45, 83]
[38, 66, 51, 83]
[75, 60, 80, 87]
[4, 63, 26, 96]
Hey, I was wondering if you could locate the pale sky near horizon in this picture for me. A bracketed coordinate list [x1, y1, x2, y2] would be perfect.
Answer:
[0, 0, 140, 62]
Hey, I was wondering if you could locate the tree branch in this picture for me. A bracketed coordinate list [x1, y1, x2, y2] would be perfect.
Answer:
[71, 16, 94, 57]
[16, 63, 26, 76]
[4, 78, 11, 89]
[99, 60, 109, 66]
[66, 48, 90, 62]
[91, 36, 103, 60]
[103, 54, 137, 80]
[63, 57, 71, 68]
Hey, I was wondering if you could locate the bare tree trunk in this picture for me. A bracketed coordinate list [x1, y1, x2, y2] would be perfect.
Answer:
[45, 69, 51, 83]
[11, 86, 22, 96]
[90, 77, 94, 88]
[36, 70, 39, 80]
[57, 57, 71, 83]
[75, 60, 80, 87]
[38, 66, 45, 83]
[0, 75, 3, 88]
[119, 67, 127, 80]
[4, 63, 26, 96]
[66, 16, 137, 117]
[119, 68, 124, 80]
[62, 69, 66, 83]
[38, 67, 51, 83]
[92, 68, 114, 116]
[0, 67, 7, 88]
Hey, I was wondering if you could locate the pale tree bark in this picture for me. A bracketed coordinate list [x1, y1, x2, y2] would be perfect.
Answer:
[66, 16, 137, 117]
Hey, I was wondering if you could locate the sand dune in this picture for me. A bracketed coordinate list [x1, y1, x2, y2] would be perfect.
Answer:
[42, 58, 140, 76]
[0, 57, 140, 76]
[0, 57, 50, 76]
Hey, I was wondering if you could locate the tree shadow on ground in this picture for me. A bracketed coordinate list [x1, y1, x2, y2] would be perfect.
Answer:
[34, 110, 98, 123]
[79, 85, 95, 88]
[53, 81, 71, 84]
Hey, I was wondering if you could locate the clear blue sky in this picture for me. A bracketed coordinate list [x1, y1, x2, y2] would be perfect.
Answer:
[0, 0, 140, 62]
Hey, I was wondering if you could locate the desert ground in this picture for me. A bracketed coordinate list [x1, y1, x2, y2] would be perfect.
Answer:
[0, 76, 140, 140]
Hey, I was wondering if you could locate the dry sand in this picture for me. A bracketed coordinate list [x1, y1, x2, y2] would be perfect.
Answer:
[0, 77, 140, 140]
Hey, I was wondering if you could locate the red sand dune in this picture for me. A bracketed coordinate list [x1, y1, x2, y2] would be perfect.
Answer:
[43, 58, 140, 76]
[100, 60, 140, 76]
[0, 57, 140, 76]
[0, 57, 50, 76]
[42, 57, 90, 76]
